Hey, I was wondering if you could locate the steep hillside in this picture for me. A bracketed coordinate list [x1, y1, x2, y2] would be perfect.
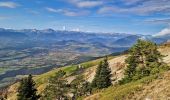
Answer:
[128, 71, 170, 100]
[83, 55, 126, 83]
[85, 43, 170, 100]
[6, 53, 128, 100]
[6, 42, 170, 100]
[84, 70, 170, 100]
[7, 56, 117, 99]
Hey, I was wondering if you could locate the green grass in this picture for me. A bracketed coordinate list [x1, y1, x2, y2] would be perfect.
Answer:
[34, 56, 115, 89]
[87, 74, 159, 100]
[81, 56, 114, 68]
[7, 55, 116, 99]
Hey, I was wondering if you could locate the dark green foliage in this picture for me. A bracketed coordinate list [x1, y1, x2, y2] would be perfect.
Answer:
[17, 74, 40, 100]
[123, 55, 138, 82]
[71, 75, 92, 99]
[82, 81, 92, 96]
[120, 40, 169, 84]
[91, 61, 103, 88]
[43, 70, 68, 100]
[91, 57, 112, 89]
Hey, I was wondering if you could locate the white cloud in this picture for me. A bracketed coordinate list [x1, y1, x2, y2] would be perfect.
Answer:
[98, 0, 170, 15]
[65, 0, 170, 16]
[155, 28, 170, 36]
[46, 7, 89, 16]
[68, 0, 103, 8]
[145, 18, 170, 24]
[98, 6, 119, 14]
[76, 1, 103, 8]
[0, 2, 19, 8]
[45, 7, 60, 13]
[122, 0, 144, 5]
[63, 10, 89, 16]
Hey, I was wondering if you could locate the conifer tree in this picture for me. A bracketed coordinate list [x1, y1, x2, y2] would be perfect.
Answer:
[91, 61, 103, 88]
[123, 55, 138, 82]
[98, 57, 112, 89]
[91, 57, 112, 89]
[120, 39, 168, 84]
[71, 75, 92, 99]
[43, 70, 68, 100]
[17, 74, 40, 100]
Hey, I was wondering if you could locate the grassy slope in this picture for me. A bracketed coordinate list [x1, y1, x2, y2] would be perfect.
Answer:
[85, 70, 170, 100]
[84, 74, 159, 100]
[8, 43, 170, 100]
[35, 56, 115, 86]
[7, 56, 115, 100]
[84, 44, 170, 100]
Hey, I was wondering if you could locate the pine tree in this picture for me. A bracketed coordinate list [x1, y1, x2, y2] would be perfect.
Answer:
[17, 74, 40, 100]
[98, 57, 112, 89]
[91, 57, 112, 89]
[123, 55, 138, 82]
[71, 75, 92, 99]
[81, 81, 92, 96]
[121, 39, 167, 84]
[43, 70, 68, 100]
[91, 61, 103, 88]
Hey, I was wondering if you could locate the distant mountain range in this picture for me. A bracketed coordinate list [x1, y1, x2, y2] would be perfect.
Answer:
[0, 28, 169, 51]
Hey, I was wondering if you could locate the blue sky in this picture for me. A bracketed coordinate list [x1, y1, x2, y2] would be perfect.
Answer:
[0, 0, 170, 35]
